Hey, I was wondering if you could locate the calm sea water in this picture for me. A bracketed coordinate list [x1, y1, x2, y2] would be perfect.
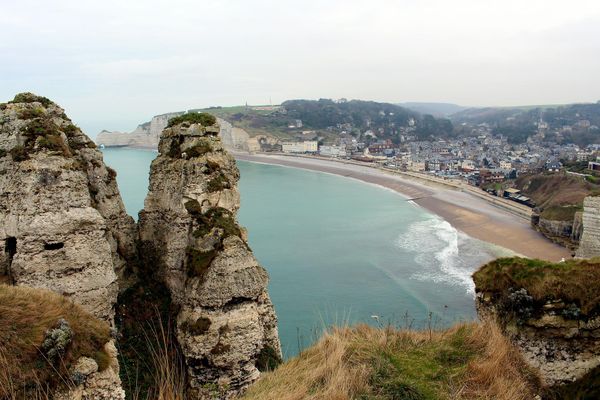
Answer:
[101, 148, 511, 358]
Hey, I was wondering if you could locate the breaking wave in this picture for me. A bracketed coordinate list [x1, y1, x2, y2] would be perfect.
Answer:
[396, 216, 511, 295]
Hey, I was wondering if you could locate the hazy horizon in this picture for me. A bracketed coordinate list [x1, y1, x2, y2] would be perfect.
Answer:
[2, 0, 600, 136]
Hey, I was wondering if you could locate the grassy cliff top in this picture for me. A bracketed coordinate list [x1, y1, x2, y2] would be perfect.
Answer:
[242, 321, 539, 400]
[166, 112, 217, 128]
[0, 284, 111, 398]
[473, 257, 600, 315]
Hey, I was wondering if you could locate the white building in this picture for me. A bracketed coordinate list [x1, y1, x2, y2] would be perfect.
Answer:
[319, 145, 347, 157]
[282, 141, 318, 153]
[499, 160, 512, 170]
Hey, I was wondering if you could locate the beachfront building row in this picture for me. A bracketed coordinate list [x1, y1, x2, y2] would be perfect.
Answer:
[281, 141, 318, 153]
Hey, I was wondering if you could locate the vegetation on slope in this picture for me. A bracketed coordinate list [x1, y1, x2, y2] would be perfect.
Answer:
[451, 102, 600, 145]
[473, 257, 600, 316]
[516, 173, 600, 221]
[196, 99, 454, 143]
[166, 112, 217, 128]
[0, 284, 111, 398]
[242, 320, 540, 400]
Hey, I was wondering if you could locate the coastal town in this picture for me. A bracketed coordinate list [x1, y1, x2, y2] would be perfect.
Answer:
[259, 115, 600, 208]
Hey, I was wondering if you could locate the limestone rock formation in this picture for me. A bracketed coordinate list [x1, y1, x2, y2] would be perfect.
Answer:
[576, 196, 600, 258]
[474, 257, 600, 387]
[97, 112, 251, 153]
[96, 112, 184, 148]
[56, 341, 125, 400]
[138, 114, 281, 397]
[0, 92, 136, 321]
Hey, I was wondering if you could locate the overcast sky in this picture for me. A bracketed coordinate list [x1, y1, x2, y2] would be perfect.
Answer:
[1, 0, 600, 136]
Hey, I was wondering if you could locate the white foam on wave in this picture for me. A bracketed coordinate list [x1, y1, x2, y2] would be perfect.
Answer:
[396, 216, 506, 296]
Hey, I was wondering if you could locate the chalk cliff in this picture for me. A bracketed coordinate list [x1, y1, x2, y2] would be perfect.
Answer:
[96, 112, 184, 148]
[0, 93, 133, 399]
[576, 196, 600, 258]
[0, 93, 136, 322]
[138, 114, 281, 397]
[97, 112, 250, 152]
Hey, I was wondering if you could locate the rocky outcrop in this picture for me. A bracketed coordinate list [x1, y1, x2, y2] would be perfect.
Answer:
[138, 115, 281, 397]
[531, 212, 582, 251]
[96, 112, 183, 149]
[0, 93, 136, 322]
[473, 257, 600, 387]
[576, 196, 600, 258]
[477, 292, 600, 386]
[56, 341, 124, 400]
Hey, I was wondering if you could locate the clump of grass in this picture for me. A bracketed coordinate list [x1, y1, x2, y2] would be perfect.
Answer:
[0, 284, 112, 398]
[9, 93, 53, 107]
[242, 320, 540, 400]
[167, 112, 216, 128]
[191, 207, 241, 239]
[18, 107, 45, 120]
[473, 257, 600, 316]
[206, 173, 230, 192]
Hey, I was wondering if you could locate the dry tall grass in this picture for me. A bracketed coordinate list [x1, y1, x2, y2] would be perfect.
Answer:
[241, 319, 540, 400]
[0, 284, 111, 399]
[131, 320, 186, 400]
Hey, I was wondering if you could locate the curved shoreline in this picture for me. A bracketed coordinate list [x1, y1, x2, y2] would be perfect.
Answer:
[234, 152, 571, 262]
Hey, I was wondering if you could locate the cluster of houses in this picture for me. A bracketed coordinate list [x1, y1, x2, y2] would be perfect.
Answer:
[274, 124, 600, 189]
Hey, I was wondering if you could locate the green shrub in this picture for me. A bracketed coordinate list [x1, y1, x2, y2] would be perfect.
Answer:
[9, 93, 53, 107]
[192, 207, 241, 239]
[256, 345, 282, 372]
[184, 199, 203, 215]
[18, 107, 44, 120]
[0, 148, 6, 158]
[62, 123, 79, 137]
[187, 248, 218, 279]
[167, 112, 217, 128]
[206, 173, 230, 192]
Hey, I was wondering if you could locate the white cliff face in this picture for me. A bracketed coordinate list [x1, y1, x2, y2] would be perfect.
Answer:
[0, 94, 136, 321]
[0, 93, 134, 399]
[96, 112, 184, 148]
[576, 196, 600, 258]
[97, 113, 252, 152]
[138, 117, 281, 398]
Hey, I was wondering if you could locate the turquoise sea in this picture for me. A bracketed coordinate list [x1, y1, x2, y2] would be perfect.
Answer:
[101, 148, 511, 358]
